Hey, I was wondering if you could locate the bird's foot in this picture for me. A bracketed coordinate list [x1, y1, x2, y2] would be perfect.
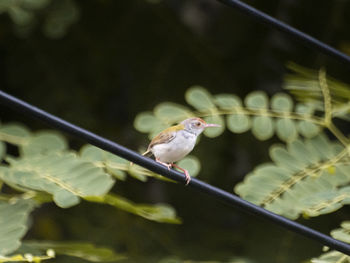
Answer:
[172, 163, 191, 185]
[155, 159, 172, 170]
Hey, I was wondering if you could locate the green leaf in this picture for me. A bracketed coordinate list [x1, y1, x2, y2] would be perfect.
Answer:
[0, 253, 53, 263]
[226, 114, 251, 133]
[80, 144, 105, 162]
[270, 144, 303, 172]
[311, 250, 348, 263]
[275, 119, 298, 142]
[86, 194, 181, 224]
[176, 155, 201, 177]
[81, 145, 148, 181]
[295, 103, 315, 115]
[23, 241, 126, 262]
[0, 199, 36, 256]
[297, 121, 321, 138]
[332, 221, 350, 243]
[245, 91, 268, 109]
[271, 93, 293, 112]
[154, 102, 191, 122]
[235, 134, 350, 219]
[311, 221, 350, 263]
[0, 123, 31, 138]
[0, 153, 115, 208]
[0, 123, 30, 145]
[81, 145, 127, 180]
[203, 115, 225, 137]
[134, 112, 164, 133]
[214, 94, 242, 109]
[251, 116, 274, 140]
[81, 145, 178, 182]
[288, 139, 320, 165]
[0, 142, 5, 161]
[307, 133, 335, 160]
[9, 6, 36, 26]
[302, 186, 350, 218]
[21, 131, 68, 156]
[214, 94, 251, 134]
[135, 87, 322, 142]
[285, 63, 350, 118]
[185, 86, 215, 111]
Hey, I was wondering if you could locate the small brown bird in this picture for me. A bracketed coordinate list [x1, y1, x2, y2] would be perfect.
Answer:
[141, 117, 220, 185]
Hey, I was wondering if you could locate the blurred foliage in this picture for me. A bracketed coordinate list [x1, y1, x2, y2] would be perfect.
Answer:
[22, 241, 126, 262]
[0, 121, 181, 261]
[310, 221, 350, 263]
[0, 0, 79, 38]
[1, 0, 350, 262]
[157, 257, 255, 263]
[0, 198, 36, 256]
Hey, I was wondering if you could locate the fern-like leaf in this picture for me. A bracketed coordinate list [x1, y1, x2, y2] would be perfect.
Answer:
[235, 133, 350, 219]
[310, 221, 350, 263]
[134, 86, 323, 142]
[0, 198, 36, 256]
[0, 153, 115, 208]
[86, 194, 181, 224]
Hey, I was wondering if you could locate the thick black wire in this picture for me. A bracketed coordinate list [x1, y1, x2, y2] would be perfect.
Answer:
[1, 90, 350, 255]
[216, 0, 350, 66]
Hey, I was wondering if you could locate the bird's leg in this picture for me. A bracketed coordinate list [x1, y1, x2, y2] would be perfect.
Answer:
[155, 159, 172, 170]
[172, 163, 191, 185]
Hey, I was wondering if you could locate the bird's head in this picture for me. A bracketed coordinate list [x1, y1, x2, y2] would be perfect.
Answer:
[180, 117, 220, 136]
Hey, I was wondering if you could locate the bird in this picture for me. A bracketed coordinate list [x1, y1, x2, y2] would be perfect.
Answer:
[138, 117, 220, 185]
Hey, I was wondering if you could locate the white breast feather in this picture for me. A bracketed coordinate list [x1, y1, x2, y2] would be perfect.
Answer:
[151, 130, 196, 163]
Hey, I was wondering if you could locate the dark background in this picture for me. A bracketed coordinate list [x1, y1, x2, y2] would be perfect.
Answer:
[1, 0, 350, 262]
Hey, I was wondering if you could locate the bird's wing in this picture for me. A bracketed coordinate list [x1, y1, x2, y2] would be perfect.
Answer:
[148, 124, 184, 149]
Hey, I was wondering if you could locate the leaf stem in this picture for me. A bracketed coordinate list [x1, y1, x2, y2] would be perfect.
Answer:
[328, 122, 350, 147]
[0, 133, 26, 145]
[319, 68, 332, 125]
[195, 108, 325, 125]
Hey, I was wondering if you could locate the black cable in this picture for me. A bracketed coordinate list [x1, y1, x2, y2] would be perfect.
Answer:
[1, 90, 350, 255]
[215, 0, 350, 66]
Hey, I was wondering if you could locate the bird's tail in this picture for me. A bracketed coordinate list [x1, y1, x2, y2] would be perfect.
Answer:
[129, 149, 151, 167]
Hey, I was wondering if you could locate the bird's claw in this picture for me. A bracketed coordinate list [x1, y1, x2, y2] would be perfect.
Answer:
[156, 160, 191, 185]
[171, 163, 191, 186]
[156, 159, 172, 170]
[184, 170, 191, 185]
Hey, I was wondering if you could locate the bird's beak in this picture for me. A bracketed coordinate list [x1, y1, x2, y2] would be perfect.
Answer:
[205, 123, 221, 128]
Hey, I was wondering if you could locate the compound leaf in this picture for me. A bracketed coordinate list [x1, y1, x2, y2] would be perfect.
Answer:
[21, 131, 68, 156]
[0, 199, 36, 256]
[235, 133, 350, 219]
[86, 194, 181, 224]
[0, 153, 115, 208]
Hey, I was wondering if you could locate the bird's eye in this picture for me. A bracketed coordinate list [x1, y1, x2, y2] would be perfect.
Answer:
[196, 122, 201, 126]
